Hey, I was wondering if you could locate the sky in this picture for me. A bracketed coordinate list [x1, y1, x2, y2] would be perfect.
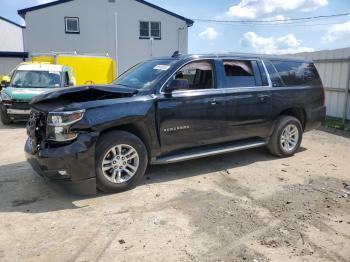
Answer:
[1, 0, 350, 54]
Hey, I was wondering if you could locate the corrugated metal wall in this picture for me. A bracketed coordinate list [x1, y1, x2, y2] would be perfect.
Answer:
[0, 57, 24, 75]
[291, 47, 350, 121]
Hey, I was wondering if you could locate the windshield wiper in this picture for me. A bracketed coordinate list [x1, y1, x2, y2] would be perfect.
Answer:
[116, 83, 131, 88]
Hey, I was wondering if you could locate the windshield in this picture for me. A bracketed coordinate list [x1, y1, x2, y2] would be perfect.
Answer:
[114, 60, 176, 89]
[11, 70, 62, 88]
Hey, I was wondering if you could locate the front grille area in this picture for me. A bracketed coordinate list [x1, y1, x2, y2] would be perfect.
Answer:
[27, 110, 47, 153]
[11, 101, 31, 110]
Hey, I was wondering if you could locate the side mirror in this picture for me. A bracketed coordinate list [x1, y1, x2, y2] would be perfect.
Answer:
[164, 79, 189, 94]
[65, 80, 75, 87]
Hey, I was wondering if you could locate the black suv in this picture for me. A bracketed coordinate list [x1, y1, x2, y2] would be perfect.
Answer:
[25, 53, 326, 194]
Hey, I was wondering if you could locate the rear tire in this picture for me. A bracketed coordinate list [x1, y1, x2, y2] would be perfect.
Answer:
[267, 115, 303, 157]
[95, 131, 148, 193]
[0, 109, 12, 125]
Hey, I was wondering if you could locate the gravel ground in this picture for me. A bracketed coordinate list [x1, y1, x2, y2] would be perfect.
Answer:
[0, 122, 349, 262]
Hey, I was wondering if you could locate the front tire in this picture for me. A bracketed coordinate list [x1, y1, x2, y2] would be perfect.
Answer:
[95, 131, 148, 193]
[0, 109, 12, 125]
[267, 116, 303, 157]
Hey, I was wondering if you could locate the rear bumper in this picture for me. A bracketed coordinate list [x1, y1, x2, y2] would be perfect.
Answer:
[305, 105, 326, 132]
[25, 133, 99, 195]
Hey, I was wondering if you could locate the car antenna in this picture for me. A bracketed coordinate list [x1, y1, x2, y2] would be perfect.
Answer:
[172, 51, 181, 58]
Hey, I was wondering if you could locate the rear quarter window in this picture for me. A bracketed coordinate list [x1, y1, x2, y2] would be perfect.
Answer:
[271, 60, 322, 87]
[264, 61, 284, 87]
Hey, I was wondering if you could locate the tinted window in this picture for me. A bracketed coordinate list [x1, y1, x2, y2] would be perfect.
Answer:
[264, 61, 284, 87]
[174, 61, 214, 90]
[115, 60, 176, 89]
[223, 60, 256, 87]
[272, 60, 322, 87]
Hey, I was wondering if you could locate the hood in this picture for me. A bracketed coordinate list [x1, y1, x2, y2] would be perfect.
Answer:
[5, 86, 55, 101]
[30, 85, 138, 104]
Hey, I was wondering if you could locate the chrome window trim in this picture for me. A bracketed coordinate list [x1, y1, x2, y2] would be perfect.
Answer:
[159, 58, 272, 96]
[170, 86, 272, 98]
[261, 59, 273, 87]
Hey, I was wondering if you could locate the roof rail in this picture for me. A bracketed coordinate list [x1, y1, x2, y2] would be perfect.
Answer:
[172, 51, 181, 58]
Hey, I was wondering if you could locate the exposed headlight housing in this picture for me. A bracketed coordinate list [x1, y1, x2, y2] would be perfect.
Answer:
[46, 110, 85, 142]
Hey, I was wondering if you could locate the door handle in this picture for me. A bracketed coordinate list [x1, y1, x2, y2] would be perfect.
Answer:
[257, 94, 270, 103]
[209, 98, 217, 105]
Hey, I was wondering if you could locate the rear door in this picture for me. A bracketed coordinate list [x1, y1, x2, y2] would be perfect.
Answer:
[219, 58, 273, 140]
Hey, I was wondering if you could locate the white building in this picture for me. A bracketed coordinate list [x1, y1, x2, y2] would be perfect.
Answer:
[0, 16, 27, 75]
[18, 0, 193, 74]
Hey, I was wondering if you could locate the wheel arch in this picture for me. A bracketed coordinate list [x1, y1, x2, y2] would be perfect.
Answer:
[98, 123, 153, 160]
[279, 107, 307, 130]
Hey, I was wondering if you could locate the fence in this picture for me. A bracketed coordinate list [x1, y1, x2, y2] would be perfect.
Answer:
[292, 48, 350, 123]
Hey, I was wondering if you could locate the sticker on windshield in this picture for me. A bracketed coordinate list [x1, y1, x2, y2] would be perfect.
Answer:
[154, 65, 170, 71]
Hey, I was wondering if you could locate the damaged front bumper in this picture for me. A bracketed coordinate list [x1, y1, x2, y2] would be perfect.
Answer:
[25, 133, 99, 195]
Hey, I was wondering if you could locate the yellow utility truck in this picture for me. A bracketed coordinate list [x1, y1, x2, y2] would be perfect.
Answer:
[32, 52, 117, 85]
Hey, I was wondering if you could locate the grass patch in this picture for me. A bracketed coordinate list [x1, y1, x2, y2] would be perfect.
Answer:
[323, 117, 349, 131]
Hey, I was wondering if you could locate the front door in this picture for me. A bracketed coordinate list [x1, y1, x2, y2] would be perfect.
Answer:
[156, 60, 227, 154]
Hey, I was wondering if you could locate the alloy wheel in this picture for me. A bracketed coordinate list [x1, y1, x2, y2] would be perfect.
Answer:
[101, 144, 139, 184]
[280, 124, 299, 152]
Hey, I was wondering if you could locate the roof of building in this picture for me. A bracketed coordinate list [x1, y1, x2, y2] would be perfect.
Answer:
[17, 63, 65, 71]
[0, 51, 28, 58]
[0, 16, 25, 28]
[17, 0, 194, 26]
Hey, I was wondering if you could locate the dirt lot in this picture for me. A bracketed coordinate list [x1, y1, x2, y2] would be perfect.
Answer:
[0, 122, 349, 262]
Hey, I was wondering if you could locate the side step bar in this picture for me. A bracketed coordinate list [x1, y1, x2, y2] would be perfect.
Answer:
[152, 139, 267, 165]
